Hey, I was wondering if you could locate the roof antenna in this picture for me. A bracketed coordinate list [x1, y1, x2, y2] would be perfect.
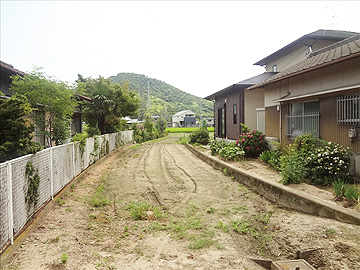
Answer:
[306, 46, 313, 58]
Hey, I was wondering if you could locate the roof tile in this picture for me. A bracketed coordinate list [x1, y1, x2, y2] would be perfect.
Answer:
[248, 34, 360, 90]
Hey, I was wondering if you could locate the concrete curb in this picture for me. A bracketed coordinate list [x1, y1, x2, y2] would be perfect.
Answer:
[186, 144, 360, 225]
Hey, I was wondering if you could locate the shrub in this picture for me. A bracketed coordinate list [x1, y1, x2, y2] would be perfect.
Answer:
[307, 141, 352, 185]
[280, 151, 307, 184]
[344, 185, 360, 202]
[209, 139, 228, 155]
[236, 124, 269, 158]
[332, 180, 360, 202]
[189, 128, 210, 145]
[260, 150, 281, 171]
[218, 142, 245, 161]
[332, 180, 345, 199]
[293, 132, 320, 156]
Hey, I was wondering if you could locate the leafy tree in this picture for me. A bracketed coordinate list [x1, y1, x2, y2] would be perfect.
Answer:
[155, 117, 167, 133]
[10, 68, 77, 146]
[0, 93, 41, 162]
[77, 75, 140, 134]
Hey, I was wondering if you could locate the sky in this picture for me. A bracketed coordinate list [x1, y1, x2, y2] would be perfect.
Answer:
[1, 1, 360, 98]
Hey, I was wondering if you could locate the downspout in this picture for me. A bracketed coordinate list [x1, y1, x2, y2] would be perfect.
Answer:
[213, 100, 216, 140]
[279, 103, 282, 143]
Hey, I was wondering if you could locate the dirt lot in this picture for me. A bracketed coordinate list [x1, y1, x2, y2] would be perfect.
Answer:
[3, 134, 360, 270]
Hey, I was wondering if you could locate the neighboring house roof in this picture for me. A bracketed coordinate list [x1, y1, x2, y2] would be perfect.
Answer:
[253, 29, 359, 66]
[205, 72, 277, 100]
[0, 60, 27, 77]
[248, 34, 360, 91]
[173, 110, 195, 117]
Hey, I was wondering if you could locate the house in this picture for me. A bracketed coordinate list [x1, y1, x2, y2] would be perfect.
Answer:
[1, 60, 27, 97]
[205, 29, 359, 141]
[71, 94, 92, 137]
[248, 32, 360, 176]
[1, 60, 90, 146]
[205, 72, 276, 139]
[172, 110, 196, 127]
[203, 117, 215, 127]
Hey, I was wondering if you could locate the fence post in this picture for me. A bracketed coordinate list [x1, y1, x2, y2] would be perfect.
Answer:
[50, 147, 54, 199]
[72, 143, 76, 178]
[7, 160, 14, 245]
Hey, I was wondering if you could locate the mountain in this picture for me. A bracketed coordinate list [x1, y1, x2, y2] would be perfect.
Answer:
[108, 73, 213, 120]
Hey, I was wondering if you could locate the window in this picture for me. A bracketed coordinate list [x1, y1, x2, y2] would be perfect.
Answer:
[218, 105, 226, 137]
[233, 104, 237, 124]
[272, 65, 277, 72]
[285, 101, 319, 138]
[337, 94, 360, 125]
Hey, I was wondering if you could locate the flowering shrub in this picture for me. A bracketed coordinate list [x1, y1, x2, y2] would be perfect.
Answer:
[307, 141, 352, 185]
[236, 124, 269, 158]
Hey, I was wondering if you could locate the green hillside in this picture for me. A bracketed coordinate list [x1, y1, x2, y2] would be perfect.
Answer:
[108, 73, 213, 120]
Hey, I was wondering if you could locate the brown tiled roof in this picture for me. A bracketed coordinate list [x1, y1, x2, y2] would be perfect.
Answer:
[205, 72, 277, 100]
[248, 34, 360, 90]
[253, 29, 359, 66]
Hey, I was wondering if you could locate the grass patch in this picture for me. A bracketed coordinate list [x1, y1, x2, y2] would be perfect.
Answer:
[57, 198, 66, 206]
[214, 221, 229, 232]
[125, 201, 164, 220]
[188, 231, 216, 249]
[90, 176, 110, 208]
[166, 127, 214, 133]
[60, 253, 68, 264]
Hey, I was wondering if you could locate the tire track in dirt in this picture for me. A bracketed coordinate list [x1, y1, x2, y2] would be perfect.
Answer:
[162, 144, 198, 193]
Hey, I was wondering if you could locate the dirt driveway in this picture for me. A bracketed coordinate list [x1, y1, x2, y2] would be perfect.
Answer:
[3, 135, 360, 270]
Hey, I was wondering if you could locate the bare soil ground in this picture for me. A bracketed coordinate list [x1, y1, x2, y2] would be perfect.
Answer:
[3, 134, 360, 270]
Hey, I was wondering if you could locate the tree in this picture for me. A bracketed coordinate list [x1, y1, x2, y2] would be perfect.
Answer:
[77, 75, 140, 134]
[155, 117, 167, 133]
[0, 93, 41, 162]
[10, 68, 77, 146]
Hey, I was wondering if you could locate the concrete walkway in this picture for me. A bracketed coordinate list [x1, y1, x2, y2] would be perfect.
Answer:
[186, 144, 360, 225]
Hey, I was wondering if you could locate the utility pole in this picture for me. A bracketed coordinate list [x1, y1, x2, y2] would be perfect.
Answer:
[147, 78, 151, 112]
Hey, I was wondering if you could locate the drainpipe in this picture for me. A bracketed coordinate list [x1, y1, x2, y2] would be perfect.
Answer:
[213, 100, 216, 140]
[279, 104, 282, 143]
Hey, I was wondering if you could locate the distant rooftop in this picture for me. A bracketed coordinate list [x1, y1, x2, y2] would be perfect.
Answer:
[173, 110, 195, 116]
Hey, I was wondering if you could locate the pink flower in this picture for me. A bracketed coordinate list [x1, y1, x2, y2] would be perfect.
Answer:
[241, 138, 245, 142]
[253, 130, 256, 133]
[261, 140, 263, 143]
[236, 140, 239, 144]
[246, 146, 250, 150]
[257, 147, 260, 150]
[249, 135, 253, 139]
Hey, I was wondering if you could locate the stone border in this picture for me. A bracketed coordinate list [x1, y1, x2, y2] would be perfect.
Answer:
[186, 144, 360, 225]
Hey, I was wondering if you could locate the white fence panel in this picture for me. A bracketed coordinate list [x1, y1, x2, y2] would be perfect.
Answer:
[0, 131, 133, 252]
[11, 155, 32, 236]
[0, 163, 10, 249]
[31, 150, 52, 211]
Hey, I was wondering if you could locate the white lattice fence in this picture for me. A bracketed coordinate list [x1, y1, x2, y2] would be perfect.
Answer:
[0, 131, 133, 251]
